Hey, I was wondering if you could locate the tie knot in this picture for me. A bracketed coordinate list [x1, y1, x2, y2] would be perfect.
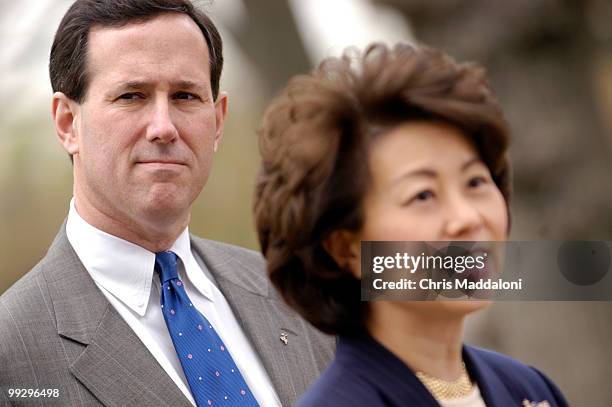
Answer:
[156, 251, 178, 283]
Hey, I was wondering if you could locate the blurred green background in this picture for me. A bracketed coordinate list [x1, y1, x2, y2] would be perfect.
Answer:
[2, 0, 612, 404]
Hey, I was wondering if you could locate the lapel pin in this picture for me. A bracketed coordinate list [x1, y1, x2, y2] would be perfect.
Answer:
[522, 400, 551, 407]
[279, 331, 288, 345]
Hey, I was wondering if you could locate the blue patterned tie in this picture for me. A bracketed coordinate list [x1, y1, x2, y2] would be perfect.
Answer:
[156, 251, 260, 407]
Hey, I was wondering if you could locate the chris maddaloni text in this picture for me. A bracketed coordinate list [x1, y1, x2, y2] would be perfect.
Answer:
[372, 278, 524, 291]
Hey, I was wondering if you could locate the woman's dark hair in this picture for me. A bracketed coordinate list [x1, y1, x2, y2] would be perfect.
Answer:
[254, 43, 511, 336]
[49, 0, 223, 103]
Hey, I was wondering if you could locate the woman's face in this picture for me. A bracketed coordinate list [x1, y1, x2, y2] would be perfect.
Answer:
[355, 120, 508, 315]
[360, 120, 507, 243]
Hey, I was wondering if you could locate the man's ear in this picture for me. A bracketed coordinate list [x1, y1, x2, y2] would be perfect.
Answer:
[52, 92, 80, 156]
[322, 230, 361, 278]
[213, 91, 228, 152]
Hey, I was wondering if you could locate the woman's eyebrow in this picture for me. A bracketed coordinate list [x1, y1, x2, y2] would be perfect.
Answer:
[461, 157, 483, 171]
[391, 157, 483, 186]
[391, 168, 437, 186]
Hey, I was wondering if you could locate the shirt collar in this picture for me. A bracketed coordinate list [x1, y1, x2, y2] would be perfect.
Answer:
[66, 198, 214, 317]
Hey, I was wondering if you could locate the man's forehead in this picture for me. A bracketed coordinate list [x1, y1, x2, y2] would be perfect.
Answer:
[88, 12, 205, 41]
[86, 13, 211, 83]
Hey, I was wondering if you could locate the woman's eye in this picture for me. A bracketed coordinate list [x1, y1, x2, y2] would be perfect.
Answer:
[406, 190, 435, 205]
[468, 176, 488, 188]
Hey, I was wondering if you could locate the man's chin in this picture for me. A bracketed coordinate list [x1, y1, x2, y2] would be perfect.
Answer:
[123, 182, 199, 224]
[137, 194, 192, 220]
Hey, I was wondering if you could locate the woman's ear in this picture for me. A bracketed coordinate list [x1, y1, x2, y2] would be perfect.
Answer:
[323, 230, 361, 278]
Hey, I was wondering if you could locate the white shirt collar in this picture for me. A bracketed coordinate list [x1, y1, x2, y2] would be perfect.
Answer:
[66, 198, 214, 317]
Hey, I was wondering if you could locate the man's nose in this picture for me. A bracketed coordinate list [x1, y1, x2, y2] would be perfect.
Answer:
[444, 194, 483, 239]
[145, 98, 179, 143]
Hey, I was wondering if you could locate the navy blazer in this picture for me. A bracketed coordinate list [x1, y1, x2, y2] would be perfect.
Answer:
[298, 334, 568, 407]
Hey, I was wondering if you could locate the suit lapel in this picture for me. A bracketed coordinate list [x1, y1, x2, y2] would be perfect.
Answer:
[463, 346, 514, 407]
[337, 335, 441, 406]
[45, 224, 191, 407]
[216, 277, 319, 406]
[68, 306, 191, 407]
[191, 237, 324, 407]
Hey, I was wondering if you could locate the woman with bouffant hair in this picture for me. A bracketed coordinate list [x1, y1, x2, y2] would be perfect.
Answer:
[255, 43, 567, 406]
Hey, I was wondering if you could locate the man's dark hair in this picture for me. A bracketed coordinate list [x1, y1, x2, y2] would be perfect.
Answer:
[255, 43, 511, 336]
[50, 0, 223, 103]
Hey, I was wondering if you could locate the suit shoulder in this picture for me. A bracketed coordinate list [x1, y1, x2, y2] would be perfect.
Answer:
[468, 345, 540, 376]
[466, 345, 568, 406]
[190, 235, 265, 267]
[0, 260, 56, 358]
[0, 259, 48, 312]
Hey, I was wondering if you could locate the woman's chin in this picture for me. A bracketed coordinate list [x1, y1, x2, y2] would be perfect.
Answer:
[401, 300, 491, 317]
[439, 299, 491, 315]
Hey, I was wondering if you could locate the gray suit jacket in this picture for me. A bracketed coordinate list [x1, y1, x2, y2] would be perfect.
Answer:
[0, 223, 334, 406]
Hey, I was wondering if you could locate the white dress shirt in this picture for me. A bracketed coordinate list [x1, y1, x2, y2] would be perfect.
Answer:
[66, 199, 281, 407]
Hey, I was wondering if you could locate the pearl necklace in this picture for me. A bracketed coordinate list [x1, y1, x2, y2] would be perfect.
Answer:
[415, 362, 473, 400]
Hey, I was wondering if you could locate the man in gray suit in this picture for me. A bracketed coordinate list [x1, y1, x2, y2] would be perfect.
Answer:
[0, 1, 333, 406]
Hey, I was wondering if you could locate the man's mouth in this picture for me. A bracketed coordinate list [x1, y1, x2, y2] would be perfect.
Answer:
[136, 160, 187, 167]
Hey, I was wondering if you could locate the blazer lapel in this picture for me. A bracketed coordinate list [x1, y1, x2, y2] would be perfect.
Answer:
[215, 277, 318, 407]
[45, 224, 191, 407]
[463, 346, 515, 407]
[338, 335, 441, 407]
[191, 237, 329, 407]
[68, 306, 191, 407]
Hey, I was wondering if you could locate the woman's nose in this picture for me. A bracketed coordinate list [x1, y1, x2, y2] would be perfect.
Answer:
[443, 195, 484, 239]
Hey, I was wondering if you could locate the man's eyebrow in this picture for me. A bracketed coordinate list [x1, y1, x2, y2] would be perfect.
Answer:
[112, 80, 207, 91]
[172, 80, 206, 90]
[121, 81, 148, 90]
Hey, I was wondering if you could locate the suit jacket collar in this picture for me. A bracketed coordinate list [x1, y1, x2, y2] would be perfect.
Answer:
[190, 235, 321, 406]
[44, 222, 317, 407]
[463, 345, 516, 407]
[44, 223, 108, 346]
[336, 334, 518, 407]
[337, 334, 441, 406]
[190, 235, 269, 298]
[45, 222, 194, 407]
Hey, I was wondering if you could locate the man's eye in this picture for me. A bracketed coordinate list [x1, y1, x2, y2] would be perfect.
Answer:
[174, 92, 199, 100]
[117, 93, 143, 100]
